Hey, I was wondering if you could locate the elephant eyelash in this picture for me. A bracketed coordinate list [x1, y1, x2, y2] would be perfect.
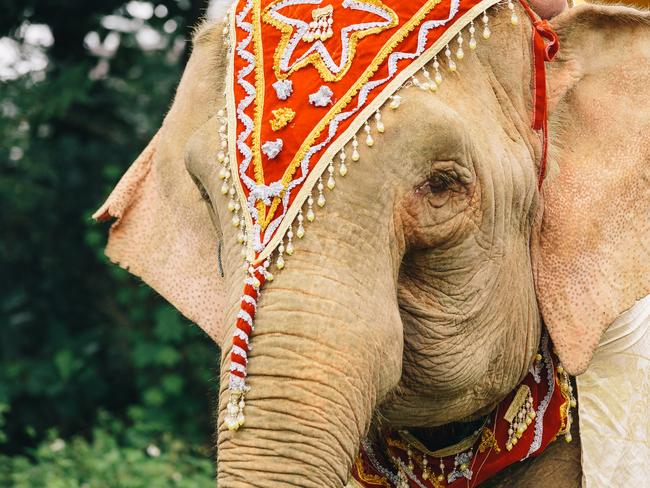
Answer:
[217, 240, 224, 277]
[427, 171, 458, 193]
[195, 181, 212, 203]
[415, 170, 459, 195]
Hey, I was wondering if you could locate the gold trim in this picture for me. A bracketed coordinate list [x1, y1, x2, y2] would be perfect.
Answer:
[262, 0, 399, 82]
[504, 384, 531, 423]
[352, 455, 391, 487]
[557, 369, 572, 434]
[252, 0, 269, 223]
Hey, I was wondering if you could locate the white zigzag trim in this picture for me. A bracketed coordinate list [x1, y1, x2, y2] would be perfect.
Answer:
[525, 333, 555, 458]
[234, 0, 258, 196]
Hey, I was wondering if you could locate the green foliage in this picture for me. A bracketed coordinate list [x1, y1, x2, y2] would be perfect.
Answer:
[0, 2, 219, 483]
[0, 414, 216, 488]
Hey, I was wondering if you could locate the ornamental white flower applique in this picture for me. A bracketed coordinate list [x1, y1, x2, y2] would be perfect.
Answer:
[309, 85, 334, 107]
[261, 139, 284, 159]
[272, 79, 293, 100]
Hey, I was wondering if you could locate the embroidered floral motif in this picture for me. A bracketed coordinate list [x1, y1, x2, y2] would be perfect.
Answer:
[309, 85, 334, 106]
[272, 79, 294, 100]
[270, 107, 296, 130]
[262, 0, 399, 82]
[262, 139, 284, 159]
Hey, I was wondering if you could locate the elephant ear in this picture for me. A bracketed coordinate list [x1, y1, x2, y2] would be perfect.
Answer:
[534, 4, 650, 375]
[93, 22, 228, 344]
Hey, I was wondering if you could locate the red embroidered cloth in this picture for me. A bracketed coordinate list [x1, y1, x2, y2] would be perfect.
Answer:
[227, 0, 502, 264]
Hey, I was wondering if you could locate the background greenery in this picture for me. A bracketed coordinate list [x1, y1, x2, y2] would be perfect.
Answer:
[0, 0, 220, 485]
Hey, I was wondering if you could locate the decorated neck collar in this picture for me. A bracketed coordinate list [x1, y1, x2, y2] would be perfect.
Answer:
[219, 0, 559, 431]
[351, 333, 576, 487]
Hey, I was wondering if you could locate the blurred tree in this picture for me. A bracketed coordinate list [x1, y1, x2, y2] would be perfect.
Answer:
[0, 0, 219, 456]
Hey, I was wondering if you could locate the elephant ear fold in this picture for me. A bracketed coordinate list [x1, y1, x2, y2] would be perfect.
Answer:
[93, 22, 228, 344]
[534, 4, 650, 375]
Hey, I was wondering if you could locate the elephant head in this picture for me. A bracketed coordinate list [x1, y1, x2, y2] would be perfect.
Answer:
[95, 1, 650, 486]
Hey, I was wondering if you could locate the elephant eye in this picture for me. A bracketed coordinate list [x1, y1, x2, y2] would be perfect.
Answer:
[427, 171, 457, 193]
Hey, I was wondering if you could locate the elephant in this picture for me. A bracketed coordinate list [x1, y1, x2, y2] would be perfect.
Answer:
[94, 0, 650, 486]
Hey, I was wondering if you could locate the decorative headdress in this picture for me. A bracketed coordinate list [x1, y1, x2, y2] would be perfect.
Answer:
[219, 0, 558, 430]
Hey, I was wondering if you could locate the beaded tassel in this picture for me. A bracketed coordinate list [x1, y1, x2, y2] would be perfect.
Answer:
[482, 10, 491, 39]
[456, 32, 464, 59]
[508, 0, 519, 25]
[445, 44, 457, 72]
[469, 21, 477, 50]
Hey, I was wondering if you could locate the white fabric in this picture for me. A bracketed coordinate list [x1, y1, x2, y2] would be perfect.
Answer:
[577, 294, 650, 488]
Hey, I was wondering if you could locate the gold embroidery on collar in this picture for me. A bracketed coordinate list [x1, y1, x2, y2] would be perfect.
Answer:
[479, 427, 501, 454]
[354, 456, 391, 487]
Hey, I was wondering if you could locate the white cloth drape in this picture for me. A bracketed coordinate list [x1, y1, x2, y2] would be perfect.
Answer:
[577, 294, 650, 488]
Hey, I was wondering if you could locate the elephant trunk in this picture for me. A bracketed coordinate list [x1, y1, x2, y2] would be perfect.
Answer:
[216, 227, 402, 488]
